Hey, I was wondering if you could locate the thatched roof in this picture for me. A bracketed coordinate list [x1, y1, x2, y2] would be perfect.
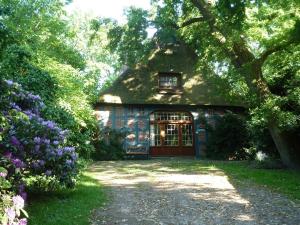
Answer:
[98, 43, 243, 107]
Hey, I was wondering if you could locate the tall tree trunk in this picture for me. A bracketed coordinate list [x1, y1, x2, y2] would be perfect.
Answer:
[268, 122, 300, 169]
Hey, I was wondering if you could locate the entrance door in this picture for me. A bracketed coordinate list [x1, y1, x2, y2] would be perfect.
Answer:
[150, 111, 194, 156]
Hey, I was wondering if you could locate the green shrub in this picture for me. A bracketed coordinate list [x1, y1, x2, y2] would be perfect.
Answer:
[0, 44, 98, 160]
[0, 80, 78, 190]
[206, 112, 250, 160]
[92, 127, 126, 160]
[247, 122, 280, 159]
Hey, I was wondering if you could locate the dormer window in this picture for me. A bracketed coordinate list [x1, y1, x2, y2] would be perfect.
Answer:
[158, 72, 182, 93]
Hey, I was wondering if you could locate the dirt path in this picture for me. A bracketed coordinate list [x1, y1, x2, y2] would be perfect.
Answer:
[90, 160, 300, 225]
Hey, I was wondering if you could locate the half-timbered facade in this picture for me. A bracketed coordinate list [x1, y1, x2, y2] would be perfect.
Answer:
[95, 43, 244, 158]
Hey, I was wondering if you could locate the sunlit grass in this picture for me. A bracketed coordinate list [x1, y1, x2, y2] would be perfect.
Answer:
[27, 172, 106, 225]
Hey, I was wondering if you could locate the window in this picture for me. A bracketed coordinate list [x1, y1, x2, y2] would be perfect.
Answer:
[150, 112, 193, 147]
[150, 112, 192, 122]
[158, 73, 181, 91]
[164, 124, 179, 146]
[182, 124, 193, 146]
[159, 76, 178, 88]
[150, 124, 161, 146]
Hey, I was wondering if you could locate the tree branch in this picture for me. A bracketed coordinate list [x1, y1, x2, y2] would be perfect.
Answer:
[190, 0, 257, 68]
[258, 39, 297, 64]
[190, 0, 218, 32]
[179, 17, 204, 28]
[190, 0, 240, 66]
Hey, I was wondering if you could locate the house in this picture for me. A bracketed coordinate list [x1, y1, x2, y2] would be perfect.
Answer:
[95, 42, 244, 158]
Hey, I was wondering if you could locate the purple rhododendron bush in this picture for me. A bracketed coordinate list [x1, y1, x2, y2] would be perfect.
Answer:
[0, 79, 78, 224]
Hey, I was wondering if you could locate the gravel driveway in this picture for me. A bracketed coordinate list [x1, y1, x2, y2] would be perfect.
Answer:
[90, 160, 300, 225]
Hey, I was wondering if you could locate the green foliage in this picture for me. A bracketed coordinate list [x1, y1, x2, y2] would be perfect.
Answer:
[247, 124, 278, 159]
[216, 0, 246, 30]
[69, 13, 120, 103]
[0, 0, 99, 161]
[0, 44, 58, 102]
[206, 113, 250, 160]
[106, 7, 153, 67]
[151, 0, 181, 45]
[262, 45, 300, 132]
[92, 127, 126, 160]
[38, 58, 97, 158]
[0, 0, 85, 69]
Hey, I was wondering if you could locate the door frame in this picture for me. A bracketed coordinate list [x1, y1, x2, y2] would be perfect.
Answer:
[149, 110, 195, 156]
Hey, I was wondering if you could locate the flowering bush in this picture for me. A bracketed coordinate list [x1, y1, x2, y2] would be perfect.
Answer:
[0, 79, 78, 223]
[0, 168, 27, 225]
[0, 79, 78, 188]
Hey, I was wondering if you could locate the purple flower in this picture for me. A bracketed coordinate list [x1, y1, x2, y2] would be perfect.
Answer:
[0, 172, 7, 178]
[43, 139, 50, 145]
[18, 184, 25, 193]
[66, 159, 74, 167]
[53, 140, 59, 145]
[11, 136, 21, 146]
[71, 152, 77, 161]
[12, 195, 24, 209]
[5, 208, 15, 222]
[34, 144, 40, 152]
[56, 148, 63, 157]
[24, 110, 34, 117]
[20, 191, 27, 202]
[4, 79, 14, 86]
[10, 102, 21, 111]
[28, 93, 41, 101]
[18, 218, 28, 225]
[46, 121, 55, 129]
[38, 160, 45, 166]
[4, 151, 12, 160]
[63, 147, 75, 153]
[59, 130, 68, 139]
[34, 137, 41, 144]
[45, 170, 52, 176]
[18, 184, 27, 201]
[32, 161, 40, 169]
[12, 158, 25, 168]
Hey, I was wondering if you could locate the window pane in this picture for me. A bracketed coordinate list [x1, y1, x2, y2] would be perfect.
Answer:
[164, 124, 179, 146]
[153, 112, 192, 122]
[150, 124, 161, 146]
[159, 75, 178, 88]
[182, 124, 193, 146]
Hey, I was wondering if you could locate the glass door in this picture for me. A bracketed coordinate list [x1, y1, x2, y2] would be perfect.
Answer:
[164, 124, 179, 146]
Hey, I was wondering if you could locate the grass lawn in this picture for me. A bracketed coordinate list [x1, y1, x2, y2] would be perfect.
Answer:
[27, 171, 106, 225]
[167, 160, 300, 200]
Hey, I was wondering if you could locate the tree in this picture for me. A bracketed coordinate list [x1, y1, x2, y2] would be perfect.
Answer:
[67, 12, 120, 101]
[0, 0, 98, 159]
[153, 0, 300, 168]
[105, 7, 153, 68]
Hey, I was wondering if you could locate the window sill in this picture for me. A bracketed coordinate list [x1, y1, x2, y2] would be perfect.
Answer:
[158, 88, 183, 94]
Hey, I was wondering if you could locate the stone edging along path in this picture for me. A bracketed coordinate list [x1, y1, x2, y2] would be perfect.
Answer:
[89, 160, 300, 225]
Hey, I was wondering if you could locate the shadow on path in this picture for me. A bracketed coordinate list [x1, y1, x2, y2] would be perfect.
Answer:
[89, 160, 300, 225]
